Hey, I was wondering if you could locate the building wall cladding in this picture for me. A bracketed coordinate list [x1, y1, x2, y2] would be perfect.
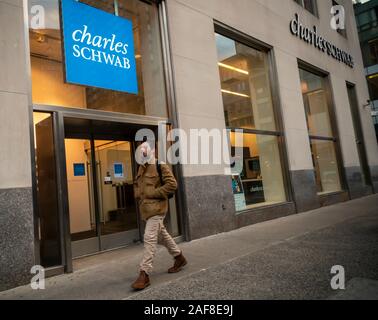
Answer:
[0, 0, 35, 291]
[165, 0, 378, 239]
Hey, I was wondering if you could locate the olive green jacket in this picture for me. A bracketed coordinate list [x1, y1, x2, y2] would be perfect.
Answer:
[133, 162, 177, 221]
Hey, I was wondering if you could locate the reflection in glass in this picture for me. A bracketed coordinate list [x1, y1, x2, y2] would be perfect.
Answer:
[299, 67, 342, 194]
[93, 141, 138, 236]
[311, 139, 342, 194]
[300, 68, 334, 138]
[65, 139, 139, 240]
[28, 0, 167, 117]
[230, 132, 286, 208]
[216, 33, 277, 131]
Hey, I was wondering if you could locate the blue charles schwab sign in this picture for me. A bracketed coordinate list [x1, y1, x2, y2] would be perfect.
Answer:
[61, 0, 138, 94]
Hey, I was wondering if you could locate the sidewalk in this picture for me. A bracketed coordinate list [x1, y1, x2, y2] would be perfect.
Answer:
[1, 194, 378, 300]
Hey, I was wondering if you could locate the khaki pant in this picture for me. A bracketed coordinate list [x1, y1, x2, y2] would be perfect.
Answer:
[140, 215, 181, 275]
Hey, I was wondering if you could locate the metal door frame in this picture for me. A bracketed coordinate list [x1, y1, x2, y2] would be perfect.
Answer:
[68, 135, 101, 259]
[33, 105, 172, 272]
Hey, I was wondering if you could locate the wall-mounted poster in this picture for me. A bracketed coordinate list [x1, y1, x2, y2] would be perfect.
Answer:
[104, 172, 112, 185]
[73, 163, 85, 177]
[231, 175, 247, 212]
[114, 163, 124, 178]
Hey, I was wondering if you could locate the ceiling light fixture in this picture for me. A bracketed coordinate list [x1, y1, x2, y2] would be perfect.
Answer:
[221, 89, 250, 98]
[218, 62, 249, 75]
[36, 34, 46, 43]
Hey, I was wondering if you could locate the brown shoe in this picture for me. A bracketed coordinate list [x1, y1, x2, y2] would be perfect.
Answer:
[131, 271, 150, 290]
[168, 252, 187, 273]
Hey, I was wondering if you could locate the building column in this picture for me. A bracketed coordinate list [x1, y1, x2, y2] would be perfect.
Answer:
[166, 0, 236, 240]
[0, 0, 35, 291]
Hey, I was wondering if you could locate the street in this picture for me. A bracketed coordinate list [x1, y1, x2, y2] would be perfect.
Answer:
[1, 194, 378, 300]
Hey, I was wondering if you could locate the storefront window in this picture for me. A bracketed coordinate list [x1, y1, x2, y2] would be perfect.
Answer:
[28, 0, 167, 117]
[299, 68, 342, 194]
[367, 73, 378, 101]
[216, 33, 277, 132]
[299, 69, 334, 138]
[216, 32, 287, 211]
[368, 38, 378, 66]
[229, 132, 286, 209]
[310, 140, 341, 193]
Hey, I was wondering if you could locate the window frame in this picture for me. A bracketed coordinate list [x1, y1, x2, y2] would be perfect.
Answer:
[368, 38, 378, 67]
[214, 21, 293, 211]
[367, 73, 378, 101]
[294, 0, 319, 18]
[298, 61, 347, 194]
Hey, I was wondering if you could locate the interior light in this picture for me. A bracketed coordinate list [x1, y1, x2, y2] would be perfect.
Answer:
[301, 81, 308, 93]
[221, 89, 250, 98]
[368, 73, 378, 80]
[218, 62, 249, 75]
[36, 34, 46, 43]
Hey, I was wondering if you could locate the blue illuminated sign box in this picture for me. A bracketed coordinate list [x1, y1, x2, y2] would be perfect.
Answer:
[114, 163, 124, 178]
[73, 163, 85, 177]
[61, 0, 138, 94]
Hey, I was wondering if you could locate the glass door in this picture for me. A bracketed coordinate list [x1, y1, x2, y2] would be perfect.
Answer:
[93, 140, 140, 251]
[65, 138, 140, 258]
[65, 138, 100, 258]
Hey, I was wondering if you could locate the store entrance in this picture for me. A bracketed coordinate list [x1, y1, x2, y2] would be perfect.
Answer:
[64, 118, 148, 258]
[33, 111, 181, 272]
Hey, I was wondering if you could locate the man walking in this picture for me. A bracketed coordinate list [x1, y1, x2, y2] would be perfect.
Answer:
[132, 142, 187, 290]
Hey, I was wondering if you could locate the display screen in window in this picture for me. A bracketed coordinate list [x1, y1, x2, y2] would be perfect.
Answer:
[229, 132, 286, 210]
